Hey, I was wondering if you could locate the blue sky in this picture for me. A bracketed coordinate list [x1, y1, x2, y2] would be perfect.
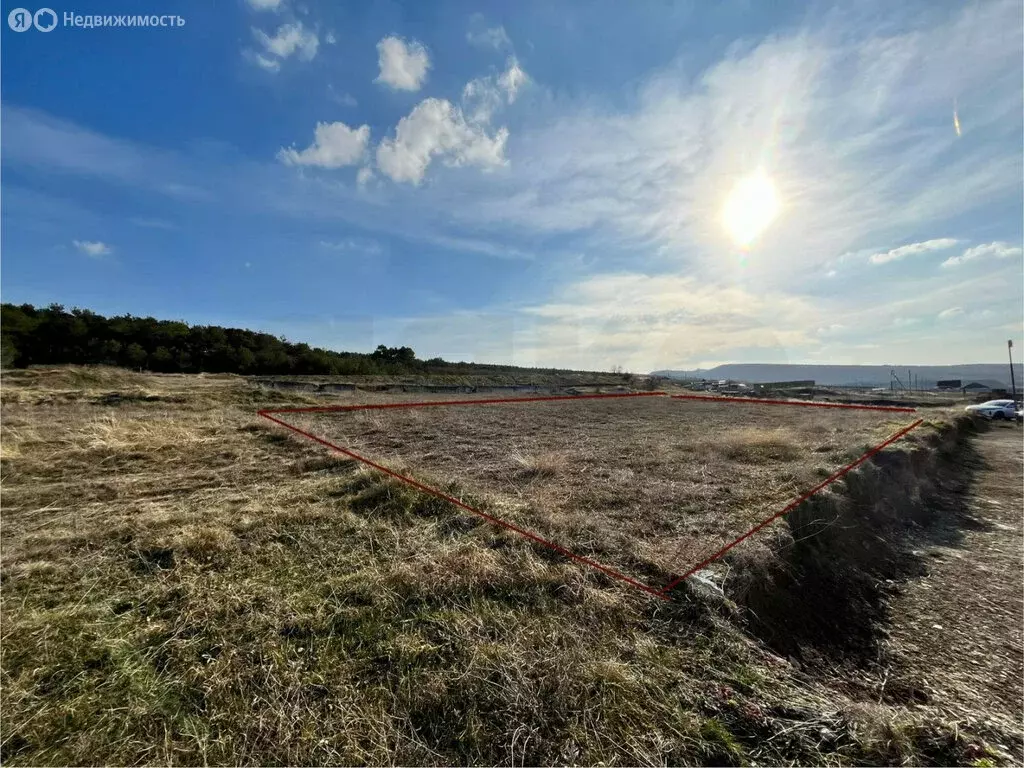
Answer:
[2, 0, 1022, 370]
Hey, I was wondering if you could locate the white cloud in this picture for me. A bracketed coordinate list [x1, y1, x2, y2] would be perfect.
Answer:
[415, 233, 533, 260]
[327, 85, 357, 107]
[249, 22, 319, 71]
[498, 58, 527, 102]
[73, 240, 111, 257]
[318, 237, 382, 254]
[867, 238, 959, 264]
[412, 0, 1020, 302]
[247, 52, 281, 73]
[462, 57, 529, 123]
[938, 306, 964, 319]
[941, 240, 1023, 267]
[492, 273, 818, 370]
[375, 36, 430, 91]
[278, 121, 370, 168]
[466, 15, 512, 50]
[376, 98, 508, 184]
[246, 0, 284, 11]
[381, 263, 1022, 369]
[325, 31, 336, 45]
[356, 166, 374, 186]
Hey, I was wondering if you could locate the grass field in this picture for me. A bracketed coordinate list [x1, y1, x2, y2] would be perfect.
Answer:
[1, 367, 1018, 765]
[282, 394, 914, 592]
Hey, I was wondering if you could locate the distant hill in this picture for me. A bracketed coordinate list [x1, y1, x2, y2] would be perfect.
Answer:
[652, 363, 1023, 389]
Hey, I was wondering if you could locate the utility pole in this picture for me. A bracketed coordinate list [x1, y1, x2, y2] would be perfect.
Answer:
[1009, 340, 1017, 401]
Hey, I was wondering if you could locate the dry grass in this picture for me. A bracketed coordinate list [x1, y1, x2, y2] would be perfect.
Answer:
[0, 367, 1018, 766]
[292, 396, 915, 585]
[510, 448, 569, 479]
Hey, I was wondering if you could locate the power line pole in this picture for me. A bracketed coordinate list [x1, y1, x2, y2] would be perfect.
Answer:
[1009, 340, 1017, 401]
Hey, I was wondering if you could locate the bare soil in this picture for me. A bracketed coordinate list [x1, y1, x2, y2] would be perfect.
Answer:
[881, 423, 1023, 755]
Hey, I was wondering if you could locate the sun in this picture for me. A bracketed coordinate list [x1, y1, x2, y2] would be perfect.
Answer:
[722, 170, 780, 248]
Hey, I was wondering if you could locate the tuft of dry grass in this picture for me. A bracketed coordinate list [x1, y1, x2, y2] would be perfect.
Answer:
[509, 448, 569, 479]
[717, 427, 803, 462]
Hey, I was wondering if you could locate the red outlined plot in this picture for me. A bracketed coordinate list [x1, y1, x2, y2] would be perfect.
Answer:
[258, 392, 923, 599]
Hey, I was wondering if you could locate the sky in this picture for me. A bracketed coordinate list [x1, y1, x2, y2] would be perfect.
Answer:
[1, 0, 1022, 371]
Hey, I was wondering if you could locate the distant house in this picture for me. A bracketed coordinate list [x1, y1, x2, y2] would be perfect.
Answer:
[936, 379, 962, 391]
[962, 380, 1008, 394]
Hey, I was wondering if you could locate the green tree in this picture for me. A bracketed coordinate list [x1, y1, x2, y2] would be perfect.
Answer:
[125, 343, 147, 369]
[0, 336, 17, 368]
[149, 346, 175, 372]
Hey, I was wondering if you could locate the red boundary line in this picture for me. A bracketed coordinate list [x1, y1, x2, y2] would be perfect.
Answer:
[258, 404, 668, 599]
[261, 391, 666, 415]
[657, 417, 924, 594]
[670, 393, 917, 413]
[256, 392, 923, 598]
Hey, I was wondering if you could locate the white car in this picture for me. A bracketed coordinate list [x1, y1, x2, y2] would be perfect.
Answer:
[964, 399, 1018, 420]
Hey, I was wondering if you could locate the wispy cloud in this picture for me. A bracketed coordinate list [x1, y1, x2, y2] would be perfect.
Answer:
[462, 57, 528, 122]
[246, 22, 319, 72]
[941, 240, 1023, 267]
[514, 272, 820, 369]
[318, 237, 382, 255]
[466, 14, 512, 51]
[868, 238, 959, 264]
[245, 0, 285, 11]
[417, 0, 1022, 294]
[327, 85, 357, 107]
[938, 306, 964, 319]
[73, 239, 111, 257]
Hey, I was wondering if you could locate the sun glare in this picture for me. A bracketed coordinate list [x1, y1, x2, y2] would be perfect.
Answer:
[722, 171, 780, 248]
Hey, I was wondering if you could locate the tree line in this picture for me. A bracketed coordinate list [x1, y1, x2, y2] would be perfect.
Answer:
[0, 303, 597, 379]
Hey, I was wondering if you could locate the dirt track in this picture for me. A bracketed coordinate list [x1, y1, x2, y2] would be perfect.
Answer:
[883, 423, 1023, 756]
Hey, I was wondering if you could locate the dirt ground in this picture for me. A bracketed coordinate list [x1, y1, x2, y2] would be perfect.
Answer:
[881, 422, 1024, 754]
[287, 395, 913, 589]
